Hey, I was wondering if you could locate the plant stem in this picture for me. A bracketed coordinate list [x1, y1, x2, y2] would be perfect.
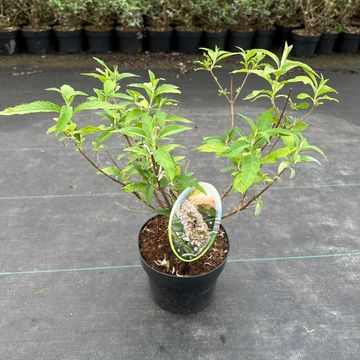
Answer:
[222, 169, 286, 220]
[230, 75, 235, 127]
[209, 69, 231, 102]
[75, 143, 155, 210]
[221, 184, 233, 199]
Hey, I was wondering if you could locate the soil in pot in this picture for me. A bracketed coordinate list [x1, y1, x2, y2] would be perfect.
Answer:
[228, 29, 254, 51]
[85, 26, 113, 53]
[335, 32, 360, 54]
[316, 33, 338, 54]
[0, 27, 19, 55]
[253, 29, 275, 50]
[291, 30, 320, 57]
[54, 27, 83, 53]
[139, 216, 229, 313]
[202, 30, 227, 50]
[22, 27, 51, 54]
[146, 29, 173, 53]
[116, 28, 143, 53]
[175, 28, 202, 54]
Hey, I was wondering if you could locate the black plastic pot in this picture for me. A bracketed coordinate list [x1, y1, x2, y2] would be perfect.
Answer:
[54, 29, 83, 53]
[0, 28, 19, 55]
[274, 25, 302, 48]
[228, 30, 254, 50]
[85, 29, 113, 53]
[253, 29, 275, 49]
[202, 30, 227, 50]
[335, 32, 360, 54]
[316, 33, 338, 54]
[139, 219, 229, 314]
[116, 29, 143, 53]
[147, 30, 173, 53]
[176, 30, 202, 53]
[291, 32, 320, 57]
[22, 28, 51, 54]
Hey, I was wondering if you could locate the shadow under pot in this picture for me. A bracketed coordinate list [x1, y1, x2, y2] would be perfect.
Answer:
[85, 27, 113, 53]
[291, 32, 320, 57]
[54, 28, 83, 53]
[335, 32, 360, 54]
[139, 216, 229, 314]
[316, 33, 338, 54]
[253, 29, 275, 49]
[147, 29, 173, 53]
[228, 30, 254, 51]
[202, 30, 227, 50]
[116, 28, 143, 53]
[22, 27, 51, 54]
[0, 28, 19, 55]
[175, 29, 202, 53]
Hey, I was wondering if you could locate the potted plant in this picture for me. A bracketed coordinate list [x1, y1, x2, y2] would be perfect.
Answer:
[0, 45, 338, 313]
[225, 0, 256, 51]
[21, 0, 55, 54]
[113, 0, 144, 54]
[334, 0, 360, 54]
[49, 0, 88, 53]
[315, 0, 341, 55]
[197, 0, 228, 50]
[142, 0, 175, 53]
[273, 0, 302, 48]
[291, 0, 322, 57]
[84, 0, 116, 53]
[173, 0, 203, 53]
[0, 0, 23, 55]
[252, 0, 276, 49]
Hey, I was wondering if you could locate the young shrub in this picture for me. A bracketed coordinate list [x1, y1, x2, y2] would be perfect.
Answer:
[84, 0, 117, 29]
[224, 0, 255, 31]
[251, 0, 275, 30]
[172, 0, 203, 31]
[49, 0, 89, 30]
[113, 0, 144, 31]
[273, 0, 302, 28]
[0, 0, 24, 30]
[142, 0, 176, 31]
[197, 0, 228, 32]
[0, 45, 338, 260]
[20, 0, 55, 30]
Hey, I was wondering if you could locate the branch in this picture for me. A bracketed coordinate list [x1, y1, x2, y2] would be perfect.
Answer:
[222, 169, 287, 220]
[221, 184, 233, 199]
[209, 69, 231, 102]
[75, 143, 155, 210]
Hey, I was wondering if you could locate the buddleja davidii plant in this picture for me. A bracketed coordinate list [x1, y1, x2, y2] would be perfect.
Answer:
[0, 58, 200, 212]
[195, 44, 338, 219]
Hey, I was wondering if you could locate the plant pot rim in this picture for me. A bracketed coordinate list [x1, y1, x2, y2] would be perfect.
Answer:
[175, 26, 202, 33]
[53, 25, 82, 32]
[293, 29, 321, 37]
[116, 26, 142, 32]
[22, 26, 51, 32]
[230, 28, 254, 33]
[138, 216, 230, 279]
[85, 25, 113, 32]
[203, 29, 228, 34]
[146, 27, 173, 32]
[0, 26, 19, 32]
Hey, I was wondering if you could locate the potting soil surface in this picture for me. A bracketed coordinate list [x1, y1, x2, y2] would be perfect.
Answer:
[0, 55, 359, 359]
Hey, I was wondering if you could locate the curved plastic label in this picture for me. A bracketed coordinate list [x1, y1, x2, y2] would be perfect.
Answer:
[169, 182, 222, 262]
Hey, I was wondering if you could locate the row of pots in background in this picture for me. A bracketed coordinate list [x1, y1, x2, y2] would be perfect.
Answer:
[0, 27, 359, 56]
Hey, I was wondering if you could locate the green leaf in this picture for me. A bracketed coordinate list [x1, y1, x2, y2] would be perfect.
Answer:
[257, 108, 274, 130]
[196, 143, 228, 154]
[116, 127, 146, 138]
[144, 184, 154, 203]
[154, 84, 181, 97]
[158, 124, 191, 139]
[55, 106, 73, 135]
[238, 154, 261, 193]
[292, 122, 308, 132]
[299, 155, 321, 165]
[297, 93, 311, 100]
[76, 125, 106, 135]
[255, 196, 263, 216]
[166, 115, 192, 123]
[0, 101, 61, 115]
[152, 208, 171, 217]
[154, 147, 175, 180]
[261, 147, 293, 164]
[123, 182, 148, 193]
[74, 100, 118, 113]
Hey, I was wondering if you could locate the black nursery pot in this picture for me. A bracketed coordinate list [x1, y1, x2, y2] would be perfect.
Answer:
[316, 33, 338, 54]
[202, 30, 227, 50]
[85, 29, 113, 53]
[54, 29, 83, 53]
[175, 30, 202, 53]
[291, 33, 320, 57]
[0, 29, 19, 55]
[147, 30, 173, 53]
[335, 32, 360, 54]
[274, 25, 302, 48]
[116, 29, 143, 53]
[139, 220, 229, 314]
[228, 30, 254, 51]
[22, 28, 51, 54]
[253, 29, 275, 50]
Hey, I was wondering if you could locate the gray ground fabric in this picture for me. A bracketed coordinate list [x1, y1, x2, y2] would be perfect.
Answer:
[0, 66, 359, 360]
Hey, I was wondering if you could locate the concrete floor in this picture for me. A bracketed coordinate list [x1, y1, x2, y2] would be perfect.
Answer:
[0, 59, 359, 359]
